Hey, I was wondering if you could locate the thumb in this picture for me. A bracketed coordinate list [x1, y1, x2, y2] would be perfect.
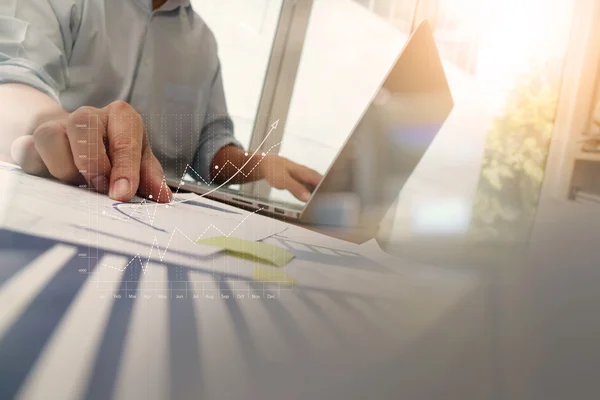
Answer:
[138, 147, 172, 203]
[11, 135, 48, 176]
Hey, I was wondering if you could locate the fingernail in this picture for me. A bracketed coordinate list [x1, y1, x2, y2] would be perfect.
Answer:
[91, 175, 109, 194]
[302, 192, 311, 202]
[110, 178, 130, 200]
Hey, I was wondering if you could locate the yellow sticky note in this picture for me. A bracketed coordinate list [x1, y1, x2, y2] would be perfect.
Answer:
[252, 267, 296, 286]
[196, 237, 295, 268]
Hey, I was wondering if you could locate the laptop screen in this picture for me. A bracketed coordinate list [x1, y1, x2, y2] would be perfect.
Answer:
[303, 20, 454, 229]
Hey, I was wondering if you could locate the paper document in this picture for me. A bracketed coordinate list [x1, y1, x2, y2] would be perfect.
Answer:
[0, 162, 287, 268]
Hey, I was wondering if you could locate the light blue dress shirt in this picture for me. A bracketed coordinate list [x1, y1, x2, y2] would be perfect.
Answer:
[0, 0, 242, 180]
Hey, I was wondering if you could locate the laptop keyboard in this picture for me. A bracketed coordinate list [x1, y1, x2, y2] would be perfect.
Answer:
[186, 179, 305, 212]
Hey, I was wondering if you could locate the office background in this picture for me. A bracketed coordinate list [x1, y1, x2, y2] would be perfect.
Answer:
[192, 0, 597, 247]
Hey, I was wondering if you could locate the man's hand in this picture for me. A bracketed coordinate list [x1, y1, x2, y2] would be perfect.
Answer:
[10, 100, 172, 203]
[259, 154, 322, 202]
[211, 145, 322, 202]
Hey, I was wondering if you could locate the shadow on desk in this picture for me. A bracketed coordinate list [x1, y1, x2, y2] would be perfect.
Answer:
[0, 228, 482, 400]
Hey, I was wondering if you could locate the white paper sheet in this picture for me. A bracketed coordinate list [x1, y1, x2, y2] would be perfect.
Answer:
[0, 162, 287, 268]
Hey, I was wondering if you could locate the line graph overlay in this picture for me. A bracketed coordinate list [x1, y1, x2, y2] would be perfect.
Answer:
[70, 116, 290, 289]
[101, 119, 282, 224]
[100, 209, 264, 274]
[169, 119, 281, 206]
[175, 138, 284, 189]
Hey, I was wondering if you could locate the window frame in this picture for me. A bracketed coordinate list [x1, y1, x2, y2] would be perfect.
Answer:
[241, 0, 315, 197]
[541, 0, 600, 200]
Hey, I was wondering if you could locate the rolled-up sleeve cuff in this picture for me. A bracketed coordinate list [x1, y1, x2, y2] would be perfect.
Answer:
[0, 63, 61, 103]
[193, 118, 243, 183]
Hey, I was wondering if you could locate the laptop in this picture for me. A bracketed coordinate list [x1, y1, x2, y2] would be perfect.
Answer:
[167, 20, 454, 229]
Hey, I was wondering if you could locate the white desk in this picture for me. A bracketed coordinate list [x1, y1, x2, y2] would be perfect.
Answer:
[0, 164, 485, 400]
[0, 228, 483, 400]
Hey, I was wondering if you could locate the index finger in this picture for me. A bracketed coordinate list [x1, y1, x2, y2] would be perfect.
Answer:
[283, 172, 312, 202]
[104, 101, 144, 202]
[292, 165, 323, 188]
[67, 107, 112, 194]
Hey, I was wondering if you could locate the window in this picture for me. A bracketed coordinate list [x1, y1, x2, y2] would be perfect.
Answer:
[190, 0, 284, 148]
[266, 0, 576, 244]
[353, 0, 417, 34]
[405, 0, 576, 243]
[431, 0, 481, 74]
[195, 0, 578, 244]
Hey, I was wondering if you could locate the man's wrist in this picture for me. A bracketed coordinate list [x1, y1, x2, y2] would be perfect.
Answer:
[257, 153, 278, 181]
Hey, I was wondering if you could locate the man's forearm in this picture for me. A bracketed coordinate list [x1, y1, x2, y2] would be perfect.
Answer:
[210, 145, 268, 184]
[0, 84, 66, 163]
